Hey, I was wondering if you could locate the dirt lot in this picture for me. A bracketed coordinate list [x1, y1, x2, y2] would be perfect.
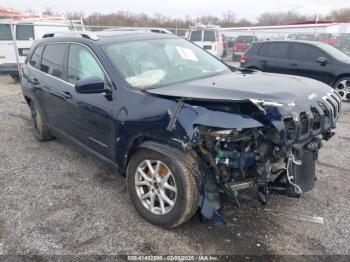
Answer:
[0, 77, 349, 258]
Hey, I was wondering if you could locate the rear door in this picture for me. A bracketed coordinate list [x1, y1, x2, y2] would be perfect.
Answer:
[202, 30, 218, 56]
[0, 24, 16, 68]
[34, 43, 69, 129]
[189, 30, 203, 47]
[257, 42, 291, 74]
[15, 23, 35, 64]
[289, 43, 333, 83]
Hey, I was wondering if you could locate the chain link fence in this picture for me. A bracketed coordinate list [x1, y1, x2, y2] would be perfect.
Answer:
[1, 20, 350, 88]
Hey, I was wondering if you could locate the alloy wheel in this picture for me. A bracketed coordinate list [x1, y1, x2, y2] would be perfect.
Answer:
[335, 79, 350, 101]
[135, 160, 177, 215]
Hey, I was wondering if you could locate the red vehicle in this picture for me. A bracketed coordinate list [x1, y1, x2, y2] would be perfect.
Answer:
[222, 34, 228, 57]
[317, 33, 337, 46]
[232, 35, 258, 61]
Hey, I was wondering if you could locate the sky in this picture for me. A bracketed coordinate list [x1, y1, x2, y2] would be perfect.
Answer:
[4, 0, 350, 22]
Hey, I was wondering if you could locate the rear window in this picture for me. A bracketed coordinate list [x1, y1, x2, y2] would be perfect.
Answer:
[203, 30, 216, 41]
[29, 45, 44, 68]
[41, 44, 67, 79]
[190, 30, 202, 41]
[258, 43, 289, 58]
[236, 36, 255, 43]
[16, 24, 34, 40]
[0, 24, 13, 41]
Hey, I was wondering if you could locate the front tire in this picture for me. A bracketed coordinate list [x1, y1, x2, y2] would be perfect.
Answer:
[29, 101, 54, 141]
[126, 148, 199, 228]
[334, 77, 350, 101]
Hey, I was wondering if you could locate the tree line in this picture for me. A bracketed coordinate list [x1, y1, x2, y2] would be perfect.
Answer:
[39, 7, 350, 28]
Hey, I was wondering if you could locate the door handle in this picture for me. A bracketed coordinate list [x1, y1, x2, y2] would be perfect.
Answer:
[289, 63, 298, 67]
[260, 60, 267, 65]
[31, 78, 39, 85]
[61, 91, 73, 99]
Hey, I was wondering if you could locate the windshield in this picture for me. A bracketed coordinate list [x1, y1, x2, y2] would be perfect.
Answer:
[319, 43, 350, 61]
[103, 38, 231, 89]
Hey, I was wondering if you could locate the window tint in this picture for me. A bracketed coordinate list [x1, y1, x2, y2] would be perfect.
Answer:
[68, 44, 105, 84]
[16, 24, 34, 40]
[203, 30, 216, 41]
[0, 24, 12, 40]
[291, 44, 326, 62]
[29, 45, 44, 68]
[259, 43, 289, 58]
[41, 44, 67, 79]
[190, 30, 202, 41]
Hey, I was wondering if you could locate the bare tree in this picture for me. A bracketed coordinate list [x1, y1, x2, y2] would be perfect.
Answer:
[257, 10, 310, 26]
[326, 8, 350, 22]
[221, 11, 236, 26]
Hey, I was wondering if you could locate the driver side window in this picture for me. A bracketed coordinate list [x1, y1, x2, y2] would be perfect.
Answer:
[68, 44, 106, 84]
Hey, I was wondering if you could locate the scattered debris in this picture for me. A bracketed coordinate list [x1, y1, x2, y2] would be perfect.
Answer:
[264, 208, 324, 224]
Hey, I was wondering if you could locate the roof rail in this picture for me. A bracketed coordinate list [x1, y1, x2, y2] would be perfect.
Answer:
[42, 31, 98, 40]
[103, 27, 173, 34]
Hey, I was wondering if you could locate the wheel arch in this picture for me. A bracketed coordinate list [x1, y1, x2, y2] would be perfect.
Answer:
[332, 74, 350, 87]
[123, 137, 199, 176]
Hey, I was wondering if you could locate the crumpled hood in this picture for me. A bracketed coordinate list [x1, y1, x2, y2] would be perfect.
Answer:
[147, 71, 333, 105]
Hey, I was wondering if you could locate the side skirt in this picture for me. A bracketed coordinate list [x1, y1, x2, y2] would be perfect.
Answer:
[48, 125, 122, 175]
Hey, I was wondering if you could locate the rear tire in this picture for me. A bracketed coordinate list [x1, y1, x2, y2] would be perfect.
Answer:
[29, 101, 54, 141]
[333, 77, 350, 101]
[126, 148, 199, 228]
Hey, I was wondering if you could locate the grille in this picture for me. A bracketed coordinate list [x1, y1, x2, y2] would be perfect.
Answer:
[283, 117, 296, 142]
[283, 93, 340, 143]
[300, 112, 309, 135]
[311, 107, 321, 130]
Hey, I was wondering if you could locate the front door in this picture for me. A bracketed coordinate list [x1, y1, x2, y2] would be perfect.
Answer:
[63, 43, 116, 160]
[289, 43, 333, 84]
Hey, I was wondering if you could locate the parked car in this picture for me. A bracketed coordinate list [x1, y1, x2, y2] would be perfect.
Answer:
[241, 40, 350, 100]
[316, 33, 336, 46]
[221, 34, 228, 57]
[188, 28, 224, 58]
[0, 20, 76, 81]
[21, 31, 340, 228]
[232, 35, 258, 61]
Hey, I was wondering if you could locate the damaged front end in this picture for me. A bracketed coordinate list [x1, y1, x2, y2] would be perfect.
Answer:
[177, 90, 342, 225]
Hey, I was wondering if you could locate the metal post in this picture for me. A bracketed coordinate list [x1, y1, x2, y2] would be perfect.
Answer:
[9, 20, 21, 82]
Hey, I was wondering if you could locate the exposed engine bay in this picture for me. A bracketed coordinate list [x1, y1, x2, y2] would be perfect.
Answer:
[178, 90, 341, 224]
[146, 70, 343, 225]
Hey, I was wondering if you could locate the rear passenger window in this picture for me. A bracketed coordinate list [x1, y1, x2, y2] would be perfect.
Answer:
[0, 24, 12, 41]
[258, 43, 289, 58]
[190, 30, 202, 41]
[67, 44, 105, 84]
[41, 44, 67, 79]
[29, 45, 43, 68]
[291, 44, 326, 62]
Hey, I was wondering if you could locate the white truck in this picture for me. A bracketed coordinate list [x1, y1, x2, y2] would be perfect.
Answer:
[0, 19, 81, 81]
[188, 25, 225, 58]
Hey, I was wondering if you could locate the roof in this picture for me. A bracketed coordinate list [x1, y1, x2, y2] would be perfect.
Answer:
[37, 30, 178, 46]
[253, 40, 327, 46]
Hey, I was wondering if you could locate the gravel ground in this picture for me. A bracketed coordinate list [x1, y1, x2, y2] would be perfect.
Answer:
[0, 77, 349, 257]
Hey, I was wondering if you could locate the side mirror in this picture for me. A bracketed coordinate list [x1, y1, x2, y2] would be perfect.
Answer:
[316, 57, 328, 66]
[75, 77, 110, 94]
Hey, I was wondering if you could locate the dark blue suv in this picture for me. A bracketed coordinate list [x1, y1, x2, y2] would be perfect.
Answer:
[21, 31, 341, 227]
